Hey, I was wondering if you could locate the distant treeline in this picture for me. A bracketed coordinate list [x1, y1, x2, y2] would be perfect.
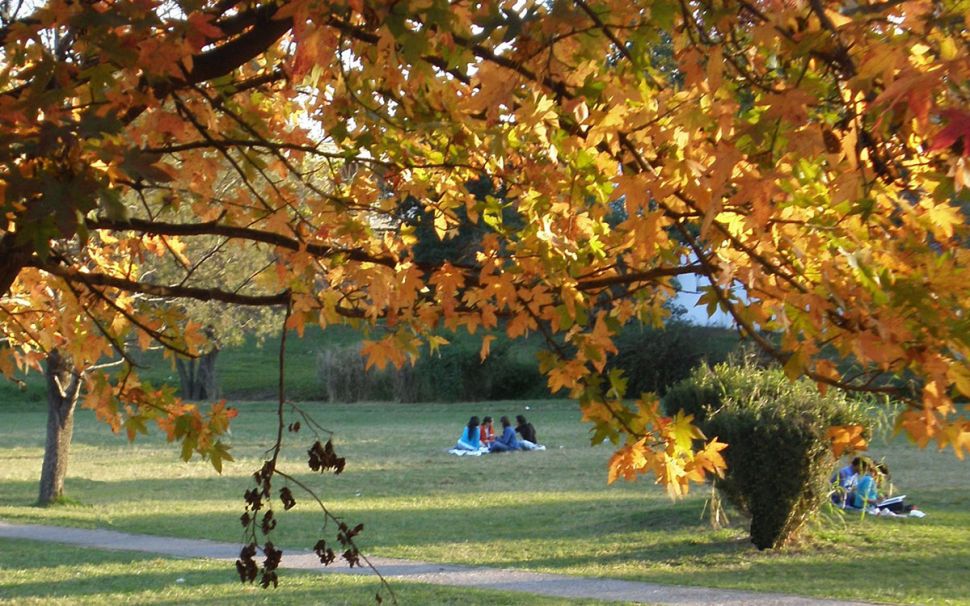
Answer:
[0, 318, 741, 405]
[316, 318, 740, 403]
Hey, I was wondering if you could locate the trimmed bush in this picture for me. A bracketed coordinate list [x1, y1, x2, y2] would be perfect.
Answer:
[665, 360, 870, 549]
[661, 380, 720, 424]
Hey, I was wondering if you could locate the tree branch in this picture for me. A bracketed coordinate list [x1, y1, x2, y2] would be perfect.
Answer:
[86, 216, 399, 268]
[576, 263, 703, 291]
[30, 260, 292, 307]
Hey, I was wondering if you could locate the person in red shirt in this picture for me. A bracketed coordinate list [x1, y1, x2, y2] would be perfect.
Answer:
[480, 416, 496, 446]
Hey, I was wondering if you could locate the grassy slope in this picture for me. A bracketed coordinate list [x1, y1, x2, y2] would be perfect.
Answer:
[1, 399, 969, 605]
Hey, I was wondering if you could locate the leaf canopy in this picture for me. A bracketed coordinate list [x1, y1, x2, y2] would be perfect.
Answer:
[2, 0, 970, 491]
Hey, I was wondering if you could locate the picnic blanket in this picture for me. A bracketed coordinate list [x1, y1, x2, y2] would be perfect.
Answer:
[447, 444, 547, 456]
[447, 447, 488, 456]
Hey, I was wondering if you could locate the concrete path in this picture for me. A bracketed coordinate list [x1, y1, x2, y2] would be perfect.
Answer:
[0, 520, 878, 606]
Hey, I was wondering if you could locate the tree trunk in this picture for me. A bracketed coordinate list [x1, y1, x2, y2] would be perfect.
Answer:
[0, 234, 31, 296]
[199, 347, 219, 400]
[176, 357, 196, 398]
[176, 349, 220, 400]
[38, 349, 82, 506]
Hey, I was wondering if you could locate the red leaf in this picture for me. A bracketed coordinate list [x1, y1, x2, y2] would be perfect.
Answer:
[928, 109, 970, 157]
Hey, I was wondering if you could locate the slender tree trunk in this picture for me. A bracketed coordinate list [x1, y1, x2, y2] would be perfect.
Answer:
[176, 357, 197, 398]
[38, 349, 82, 506]
[198, 348, 219, 400]
[176, 349, 220, 400]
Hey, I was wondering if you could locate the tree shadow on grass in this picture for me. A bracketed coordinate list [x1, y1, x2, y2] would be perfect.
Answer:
[475, 545, 970, 605]
[54, 497, 714, 555]
[629, 549, 970, 604]
[6, 471, 968, 549]
[1, 563, 350, 604]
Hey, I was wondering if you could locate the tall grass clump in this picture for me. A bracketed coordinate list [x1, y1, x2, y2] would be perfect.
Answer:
[664, 357, 872, 549]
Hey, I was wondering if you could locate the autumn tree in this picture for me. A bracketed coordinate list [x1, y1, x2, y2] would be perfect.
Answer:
[3, 0, 970, 580]
[38, 348, 82, 504]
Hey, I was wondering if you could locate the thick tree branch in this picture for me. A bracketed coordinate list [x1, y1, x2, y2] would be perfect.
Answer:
[30, 260, 292, 307]
[576, 264, 703, 290]
[86, 216, 399, 268]
[184, 5, 291, 86]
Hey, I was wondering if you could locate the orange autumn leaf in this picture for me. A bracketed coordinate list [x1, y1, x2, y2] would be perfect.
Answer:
[827, 424, 869, 458]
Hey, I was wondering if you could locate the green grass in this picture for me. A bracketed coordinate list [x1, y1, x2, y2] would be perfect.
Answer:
[2, 399, 969, 605]
[0, 538, 619, 605]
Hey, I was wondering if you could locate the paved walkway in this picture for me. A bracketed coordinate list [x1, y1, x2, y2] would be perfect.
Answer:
[0, 520, 878, 606]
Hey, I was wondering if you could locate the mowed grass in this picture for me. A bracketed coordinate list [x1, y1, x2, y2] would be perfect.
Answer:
[1, 399, 969, 605]
[0, 538, 619, 605]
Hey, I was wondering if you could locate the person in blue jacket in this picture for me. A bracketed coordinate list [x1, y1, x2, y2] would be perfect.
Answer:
[489, 416, 522, 453]
[852, 460, 881, 509]
[831, 456, 863, 507]
[454, 416, 483, 451]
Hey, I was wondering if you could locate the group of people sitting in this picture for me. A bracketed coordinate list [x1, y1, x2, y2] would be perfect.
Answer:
[831, 456, 923, 517]
[451, 415, 546, 455]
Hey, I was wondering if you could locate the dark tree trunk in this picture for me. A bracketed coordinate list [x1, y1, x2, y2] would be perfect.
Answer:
[0, 234, 31, 296]
[38, 349, 82, 506]
[176, 349, 220, 400]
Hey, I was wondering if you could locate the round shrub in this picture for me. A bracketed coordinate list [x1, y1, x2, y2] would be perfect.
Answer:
[667, 361, 870, 549]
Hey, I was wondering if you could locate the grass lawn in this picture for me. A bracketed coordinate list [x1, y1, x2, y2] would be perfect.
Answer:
[0, 538, 618, 605]
[1, 399, 969, 605]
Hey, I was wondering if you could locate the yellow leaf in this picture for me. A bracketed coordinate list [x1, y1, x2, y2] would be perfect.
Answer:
[667, 410, 704, 454]
[948, 363, 970, 399]
[433, 208, 449, 240]
[823, 8, 852, 28]
[662, 455, 687, 498]
[427, 334, 449, 355]
[695, 437, 728, 477]
[479, 335, 496, 362]
[941, 422, 970, 460]
[921, 199, 962, 239]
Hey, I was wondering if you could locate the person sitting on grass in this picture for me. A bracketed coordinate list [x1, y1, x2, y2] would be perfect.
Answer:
[870, 463, 919, 515]
[852, 459, 881, 510]
[480, 416, 496, 447]
[515, 414, 545, 451]
[831, 456, 864, 507]
[488, 416, 521, 453]
[515, 414, 537, 443]
[845, 459, 922, 516]
[454, 416, 484, 451]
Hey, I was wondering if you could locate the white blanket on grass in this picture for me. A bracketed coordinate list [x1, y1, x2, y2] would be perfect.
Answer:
[447, 444, 547, 456]
[448, 448, 488, 456]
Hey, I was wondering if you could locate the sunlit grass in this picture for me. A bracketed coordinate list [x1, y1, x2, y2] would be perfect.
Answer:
[2, 399, 969, 605]
[0, 538, 619, 605]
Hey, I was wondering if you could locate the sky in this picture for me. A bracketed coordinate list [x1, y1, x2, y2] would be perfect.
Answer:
[673, 274, 735, 327]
